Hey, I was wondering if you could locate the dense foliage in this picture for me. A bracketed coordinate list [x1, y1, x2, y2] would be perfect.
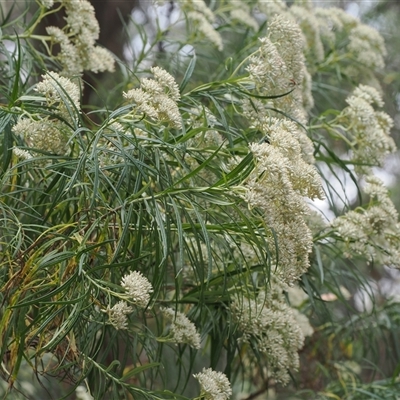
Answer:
[1, 1, 400, 399]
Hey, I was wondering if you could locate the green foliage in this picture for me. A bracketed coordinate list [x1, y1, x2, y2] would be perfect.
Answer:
[0, 1, 400, 399]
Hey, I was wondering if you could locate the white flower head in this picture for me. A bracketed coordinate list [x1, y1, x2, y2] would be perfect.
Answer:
[246, 36, 287, 93]
[75, 386, 94, 400]
[13, 147, 33, 160]
[46, 0, 115, 75]
[193, 368, 232, 400]
[121, 271, 153, 308]
[40, 0, 54, 8]
[186, 11, 223, 51]
[245, 14, 309, 122]
[46, 26, 83, 76]
[242, 116, 324, 285]
[12, 119, 70, 155]
[231, 279, 305, 384]
[315, 7, 357, 38]
[104, 301, 133, 330]
[257, 0, 287, 16]
[332, 174, 400, 267]
[124, 67, 182, 129]
[180, 0, 215, 22]
[161, 307, 201, 349]
[230, 7, 259, 32]
[268, 14, 306, 84]
[290, 5, 324, 63]
[363, 175, 388, 199]
[291, 308, 314, 338]
[287, 285, 309, 307]
[347, 24, 386, 70]
[63, 0, 100, 39]
[85, 46, 116, 74]
[35, 72, 80, 122]
[339, 85, 396, 173]
[352, 84, 383, 107]
[151, 66, 181, 101]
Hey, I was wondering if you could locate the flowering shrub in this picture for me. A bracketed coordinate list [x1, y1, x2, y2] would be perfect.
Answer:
[1, 0, 400, 399]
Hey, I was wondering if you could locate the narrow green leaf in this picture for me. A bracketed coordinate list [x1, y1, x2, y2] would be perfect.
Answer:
[180, 53, 197, 92]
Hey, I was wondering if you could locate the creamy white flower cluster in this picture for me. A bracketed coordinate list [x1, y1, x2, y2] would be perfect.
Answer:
[257, 0, 287, 17]
[161, 307, 201, 349]
[332, 176, 400, 268]
[244, 118, 324, 285]
[259, 1, 334, 68]
[12, 147, 32, 161]
[124, 66, 182, 129]
[238, 22, 321, 373]
[314, 6, 357, 46]
[40, 0, 54, 8]
[296, 4, 386, 72]
[347, 24, 387, 70]
[230, 3, 259, 32]
[291, 308, 314, 338]
[121, 271, 154, 308]
[35, 71, 80, 123]
[13, 72, 80, 157]
[75, 386, 94, 400]
[193, 368, 232, 400]
[45, 0, 114, 76]
[268, 15, 306, 90]
[179, 0, 223, 51]
[13, 118, 70, 156]
[246, 36, 288, 93]
[289, 5, 324, 66]
[255, 1, 386, 79]
[230, 118, 319, 384]
[231, 280, 306, 385]
[246, 14, 311, 124]
[105, 301, 133, 330]
[230, 3, 324, 386]
[247, 0, 385, 124]
[105, 271, 153, 330]
[339, 84, 395, 174]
